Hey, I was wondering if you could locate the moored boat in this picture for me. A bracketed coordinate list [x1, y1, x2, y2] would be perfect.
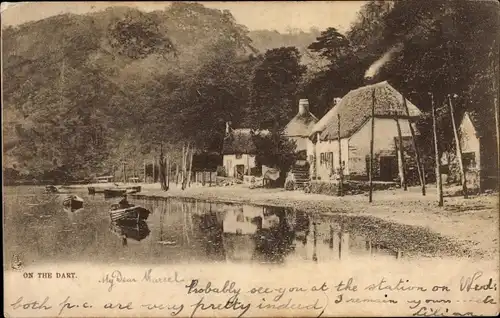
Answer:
[103, 188, 127, 198]
[45, 185, 60, 193]
[88, 187, 105, 194]
[102, 186, 141, 197]
[126, 186, 141, 194]
[62, 195, 84, 211]
[109, 205, 151, 222]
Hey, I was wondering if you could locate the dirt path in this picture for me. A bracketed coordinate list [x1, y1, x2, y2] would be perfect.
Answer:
[130, 183, 499, 259]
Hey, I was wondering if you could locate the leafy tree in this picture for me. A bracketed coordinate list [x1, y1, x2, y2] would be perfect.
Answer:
[108, 11, 176, 59]
[253, 128, 297, 186]
[246, 47, 306, 130]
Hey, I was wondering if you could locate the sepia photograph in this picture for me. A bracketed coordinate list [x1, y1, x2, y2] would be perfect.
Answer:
[2, 1, 499, 317]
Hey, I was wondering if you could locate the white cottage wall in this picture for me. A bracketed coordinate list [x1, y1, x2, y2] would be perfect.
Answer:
[314, 139, 349, 181]
[347, 117, 413, 176]
[458, 113, 480, 169]
[223, 154, 257, 177]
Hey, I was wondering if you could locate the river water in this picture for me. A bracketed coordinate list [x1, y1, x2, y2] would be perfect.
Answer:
[3, 186, 468, 268]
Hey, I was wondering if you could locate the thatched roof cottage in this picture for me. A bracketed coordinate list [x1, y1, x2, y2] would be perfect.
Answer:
[222, 123, 269, 178]
[307, 81, 422, 182]
[444, 111, 498, 191]
[284, 99, 318, 156]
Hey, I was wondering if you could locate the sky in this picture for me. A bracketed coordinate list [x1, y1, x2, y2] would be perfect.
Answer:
[1, 1, 366, 33]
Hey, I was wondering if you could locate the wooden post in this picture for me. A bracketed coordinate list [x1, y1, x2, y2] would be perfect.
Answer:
[337, 114, 343, 196]
[402, 93, 426, 196]
[495, 84, 500, 200]
[395, 116, 407, 191]
[369, 88, 376, 203]
[312, 221, 317, 262]
[329, 224, 334, 249]
[430, 92, 444, 206]
[448, 94, 468, 198]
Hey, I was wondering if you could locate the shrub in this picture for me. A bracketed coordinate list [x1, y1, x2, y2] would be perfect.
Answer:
[285, 179, 295, 191]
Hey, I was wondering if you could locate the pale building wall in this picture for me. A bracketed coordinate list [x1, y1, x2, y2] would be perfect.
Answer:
[314, 138, 349, 181]
[458, 113, 480, 169]
[287, 136, 310, 153]
[347, 117, 413, 176]
[223, 154, 257, 177]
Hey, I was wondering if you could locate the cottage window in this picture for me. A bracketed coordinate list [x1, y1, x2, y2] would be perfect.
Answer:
[462, 152, 477, 169]
[320, 153, 325, 165]
[236, 154, 243, 159]
[328, 152, 333, 168]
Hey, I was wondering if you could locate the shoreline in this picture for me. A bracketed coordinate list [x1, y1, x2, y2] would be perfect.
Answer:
[125, 183, 498, 260]
[21, 182, 499, 259]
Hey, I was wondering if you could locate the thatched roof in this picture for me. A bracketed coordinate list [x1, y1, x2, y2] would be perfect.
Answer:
[222, 128, 269, 155]
[284, 112, 318, 137]
[310, 98, 342, 135]
[319, 81, 422, 141]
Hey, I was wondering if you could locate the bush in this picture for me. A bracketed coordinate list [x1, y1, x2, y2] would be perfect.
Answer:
[309, 180, 339, 196]
[284, 179, 295, 191]
[216, 165, 226, 177]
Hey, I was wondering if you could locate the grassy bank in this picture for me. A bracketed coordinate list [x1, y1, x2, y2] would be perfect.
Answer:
[129, 183, 499, 260]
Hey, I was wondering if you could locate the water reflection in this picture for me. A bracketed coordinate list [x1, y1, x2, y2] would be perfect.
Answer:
[110, 221, 150, 246]
[137, 198, 404, 265]
[3, 187, 408, 265]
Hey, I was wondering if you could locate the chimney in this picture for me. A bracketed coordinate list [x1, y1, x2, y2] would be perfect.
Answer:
[298, 99, 309, 115]
[225, 121, 232, 134]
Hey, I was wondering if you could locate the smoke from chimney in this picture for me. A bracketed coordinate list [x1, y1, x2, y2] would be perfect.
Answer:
[364, 44, 404, 80]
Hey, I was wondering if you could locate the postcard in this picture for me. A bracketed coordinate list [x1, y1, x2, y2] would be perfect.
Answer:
[2, 1, 499, 317]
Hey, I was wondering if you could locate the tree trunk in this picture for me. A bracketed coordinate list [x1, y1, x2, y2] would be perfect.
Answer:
[176, 163, 179, 186]
[402, 93, 426, 195]
[448, 94, 467, 198]
[166, 156, 170, 189]
[181, 143, 190, 190]
[159, 145, 168, 191]
[152, 158, 155, 183]
[337, 114, 343, 196]
[187, 147, 194, 188]
[431, 93, 444, 207]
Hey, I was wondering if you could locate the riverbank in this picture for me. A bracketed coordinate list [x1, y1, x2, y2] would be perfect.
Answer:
[61, 181, 498, 259]
[125, 183, 498, 260]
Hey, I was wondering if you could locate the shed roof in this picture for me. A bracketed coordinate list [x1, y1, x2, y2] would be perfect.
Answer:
[319, 81, 422, 141]
[222, 128, 269, 155]
[284, 112, 318, 137]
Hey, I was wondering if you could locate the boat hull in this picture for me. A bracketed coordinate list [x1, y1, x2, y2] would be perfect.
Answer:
[109, 206, 150, 222]
[88, 187, 105, 194]
[103, 186, 141, 197]
[103, 189, 127, 198]
[62, 195, 84, 211]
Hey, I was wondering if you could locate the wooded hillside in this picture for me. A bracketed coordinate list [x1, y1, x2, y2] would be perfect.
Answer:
[3, 1, 498, 182]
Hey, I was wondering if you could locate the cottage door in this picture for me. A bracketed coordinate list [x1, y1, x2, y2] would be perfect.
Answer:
[379, 156, 397, 181]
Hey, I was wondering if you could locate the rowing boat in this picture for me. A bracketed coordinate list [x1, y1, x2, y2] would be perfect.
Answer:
[62, 195, 84, 211]
[109, 205, 151, 222]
